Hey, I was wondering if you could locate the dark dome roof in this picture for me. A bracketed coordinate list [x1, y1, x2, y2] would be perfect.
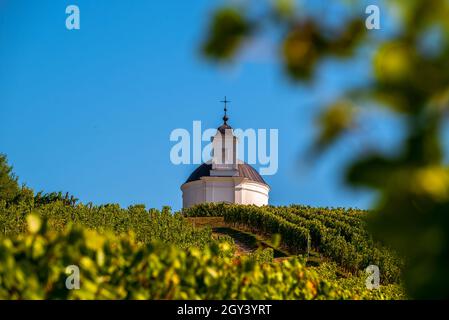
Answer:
[217, 124, 232, 134]
[185, 163, 267, 185]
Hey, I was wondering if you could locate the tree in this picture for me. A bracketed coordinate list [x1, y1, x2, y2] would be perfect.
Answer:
[34, 191, 79, 207]
[200, 0, 449, 298]
[0, 154, 20, 203]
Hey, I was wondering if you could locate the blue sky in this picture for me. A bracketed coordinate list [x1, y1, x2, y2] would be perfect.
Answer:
[0, 0, 404, 210]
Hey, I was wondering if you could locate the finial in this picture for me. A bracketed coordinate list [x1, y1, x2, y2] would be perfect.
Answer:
[220, 96, 230, 124]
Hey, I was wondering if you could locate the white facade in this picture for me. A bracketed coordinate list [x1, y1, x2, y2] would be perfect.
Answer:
[181, 111, 270, 208]
[181, 175, 270, 208]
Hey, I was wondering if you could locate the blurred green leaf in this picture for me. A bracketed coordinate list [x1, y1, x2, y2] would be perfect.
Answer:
[202, 8, 252, 61]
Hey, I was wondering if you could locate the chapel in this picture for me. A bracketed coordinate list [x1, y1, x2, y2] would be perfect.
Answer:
[181, 98, 270, 208]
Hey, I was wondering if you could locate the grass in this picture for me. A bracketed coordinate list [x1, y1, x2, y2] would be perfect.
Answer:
[213, 226, 289, 258]
[186, 217, 315, 261]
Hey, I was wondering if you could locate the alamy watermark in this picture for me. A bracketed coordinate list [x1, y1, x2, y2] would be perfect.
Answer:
[64, 4, 380, 31]
[365, 265, 380, 290]
[365, 5, 381, 30]
[65, 265, 80, 290]
[66, 5, 80, 30]
[170, 121, 278, 176]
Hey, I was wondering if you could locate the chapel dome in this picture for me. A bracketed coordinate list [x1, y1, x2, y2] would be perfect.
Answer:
[185, 162, 267, 185]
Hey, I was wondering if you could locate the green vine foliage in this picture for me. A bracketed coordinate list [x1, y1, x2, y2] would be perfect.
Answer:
[0, 157, 403, 299]
[0, 215, 404, 299]
[247, 248, 275, 264]
[0, 201, 213, 250]
[183, 203, 402, 284]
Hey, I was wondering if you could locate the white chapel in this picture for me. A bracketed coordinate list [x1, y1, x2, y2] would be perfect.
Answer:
[181, 99, 270, 208]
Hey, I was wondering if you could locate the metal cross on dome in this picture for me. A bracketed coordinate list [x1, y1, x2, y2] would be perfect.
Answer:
[220, 96, 230, 124]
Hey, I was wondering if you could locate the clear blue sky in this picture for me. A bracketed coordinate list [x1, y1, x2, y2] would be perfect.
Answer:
[0, 0, 404, 210]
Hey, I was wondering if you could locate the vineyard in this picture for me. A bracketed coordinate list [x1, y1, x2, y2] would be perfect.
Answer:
[0, 212, 404, 299]
[0, 161, 405, 300]
[0, 201, 215, 249]
[183, 203, 403, 284]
